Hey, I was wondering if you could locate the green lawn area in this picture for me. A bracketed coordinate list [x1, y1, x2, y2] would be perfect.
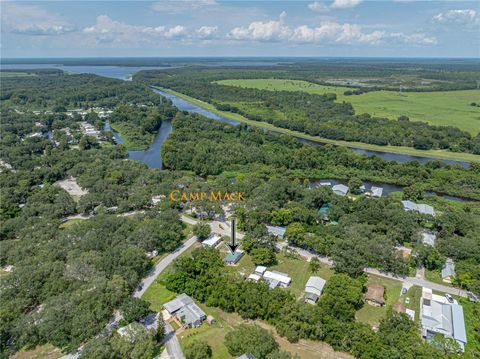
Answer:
[404, 285, 422, 323]
[156, 87, 480, 163]
[0, 71, 38, 78]
[459, 299, 480, 356]
[142, 242, 201, 311]
[11, 344, 62, 359]
[58, 218, 86, 229]
[216, 79, 480, 135]
[269, 252, 334, 299]
[355, 274, 402, 327]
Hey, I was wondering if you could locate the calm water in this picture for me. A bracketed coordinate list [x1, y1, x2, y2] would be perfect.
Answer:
[0, 64, 173, 80]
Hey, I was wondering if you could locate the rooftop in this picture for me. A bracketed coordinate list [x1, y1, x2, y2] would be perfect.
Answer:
[224, 250, 244, 264]
[305, 276, 326, 296]
[365, 284, 385, 304]
[266, 225, 286, 238]
[332, 184, 349, 196]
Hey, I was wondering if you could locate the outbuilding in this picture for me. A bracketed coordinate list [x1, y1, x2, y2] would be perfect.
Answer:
[364, 284, 385, 307]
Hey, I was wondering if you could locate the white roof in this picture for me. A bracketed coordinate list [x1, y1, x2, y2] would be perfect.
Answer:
[263, 270, 291, 285]
[332, 184, 349, 195]
[255, 266, 267, 275]
[371, 186, 383, 197]
[417, 204, 435, 216]
[421, 230, 436, 246]
[320, 182, 332, 186]
[202, 235, 222, 247]
[402, 200, 417, 211]
[441, 258, 456, 278]
[305, 276, 326, 296]
[266, 225, 286, 238]
[248, 273, 261, 282]
[406, 309, 415, 321]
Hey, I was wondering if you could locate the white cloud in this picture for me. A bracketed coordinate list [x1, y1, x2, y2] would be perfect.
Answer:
[308, 2, 330, 12]
[1, 2, 75, 36]
[151, 0, 217, 14]
[390, 32, 438, 45]
[433, 9, 479, 27]
[196, 26, 218, 39]
[330, 0, 363, 9]
[228, 12, 437, 47]
[83, 15, 218, 45]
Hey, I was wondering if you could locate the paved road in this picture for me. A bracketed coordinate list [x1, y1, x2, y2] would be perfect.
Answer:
[276, 241, 467, 298]
[134, 236, 198, 298]
[163, 323, 186, 359]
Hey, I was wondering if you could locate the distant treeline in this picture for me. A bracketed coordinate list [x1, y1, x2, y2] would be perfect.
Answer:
[136, 68, 480, 155]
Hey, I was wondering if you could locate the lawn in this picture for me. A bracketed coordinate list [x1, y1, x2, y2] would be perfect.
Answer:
[156, 87, 480, 163]
[216, 79, 480, 135]
[459, 298, 480, 356]
[404, 285, 422, 323]
[0, 71, 37, 78]
[269, 252, 334, 298]
[141, 242, 201, 312]
[355, 274, 402, 327]
[10, 344, 62, 359]
[179, 303, 354, 359]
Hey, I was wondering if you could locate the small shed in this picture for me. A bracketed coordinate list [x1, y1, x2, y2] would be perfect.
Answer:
[207, 315, 215, 325]
[266, 225, 286, 239]
[441, 258, 456, 282]
[254, 266, 267, 276]
[365, 284, 385, 307]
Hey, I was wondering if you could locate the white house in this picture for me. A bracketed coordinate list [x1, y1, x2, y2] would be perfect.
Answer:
[201, 235, 222, 248]
[420, 288, 467, 351]
[266, 225, 286, 239]
[370, 186, 383, 198]
[441, 258, 456, 283]
[263, 270, 291, 289]
[402, 200, 436, 217]
[421, 230, 437, 246]
[304, 276, 326, 304]
[332, 184, 349, 196]
[254, 266, 267, 276]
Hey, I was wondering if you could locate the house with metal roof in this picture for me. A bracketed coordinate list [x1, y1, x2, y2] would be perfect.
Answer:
[401, 200, 436, 217]
[370, 186, 383, 198]
[163, 293, 206, 328]
[254, 266, 267, 276]
[332, 184, 349, 196]
[224, 250, 244, 265]
[421, 230, 436, 246]
[441, 258, 456, 282]
[201, 234, 222, 248]
[263, 270, 291, 288]
[266, 225, 286, 239]
[420, 288, 467, 351]
[236, 354, 256, 359]
[304, 276, 326, 304]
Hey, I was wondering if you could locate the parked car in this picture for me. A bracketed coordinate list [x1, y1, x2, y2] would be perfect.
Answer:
[467, 292, 479, 303]
[445, 294, 454, 303]
[405, 297, 410, 304]
[402, 287, 407, 295]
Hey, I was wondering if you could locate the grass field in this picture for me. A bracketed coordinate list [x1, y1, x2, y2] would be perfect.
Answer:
[355, 274, 402, 327]
[0, 71, 37, 78]
[216, 79, 480, 135]
[156, 87, 480, 163]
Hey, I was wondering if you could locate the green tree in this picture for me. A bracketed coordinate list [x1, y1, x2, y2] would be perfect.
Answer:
[403, 185, 423, 201]
[193, 222, 211, 240]
[308, 257, 320, 273]
[348, 178, 362, 194]
[184, 340, 212, 359]
[120, 297, 151, 323]
[224, 324, 279, 359]
[250, 247, 277, 266]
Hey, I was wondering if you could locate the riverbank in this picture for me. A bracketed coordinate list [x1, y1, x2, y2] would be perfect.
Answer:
[154, 86, 480, 164]
[108, 122, 155, 150]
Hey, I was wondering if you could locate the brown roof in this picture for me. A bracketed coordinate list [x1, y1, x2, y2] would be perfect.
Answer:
[392, 303, 406, 313]
[365, 284, 385, 304]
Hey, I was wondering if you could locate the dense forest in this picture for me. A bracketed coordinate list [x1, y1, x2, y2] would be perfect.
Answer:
[165, 247, 454, 359]
[137, 67, 480, 154]
[1, 69, 479, 358]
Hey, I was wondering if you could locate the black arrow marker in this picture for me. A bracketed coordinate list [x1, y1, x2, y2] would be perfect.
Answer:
[227, 218, 239, 254]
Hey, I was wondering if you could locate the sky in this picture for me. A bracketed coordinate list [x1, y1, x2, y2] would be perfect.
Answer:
[1, 0, 479, 58]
